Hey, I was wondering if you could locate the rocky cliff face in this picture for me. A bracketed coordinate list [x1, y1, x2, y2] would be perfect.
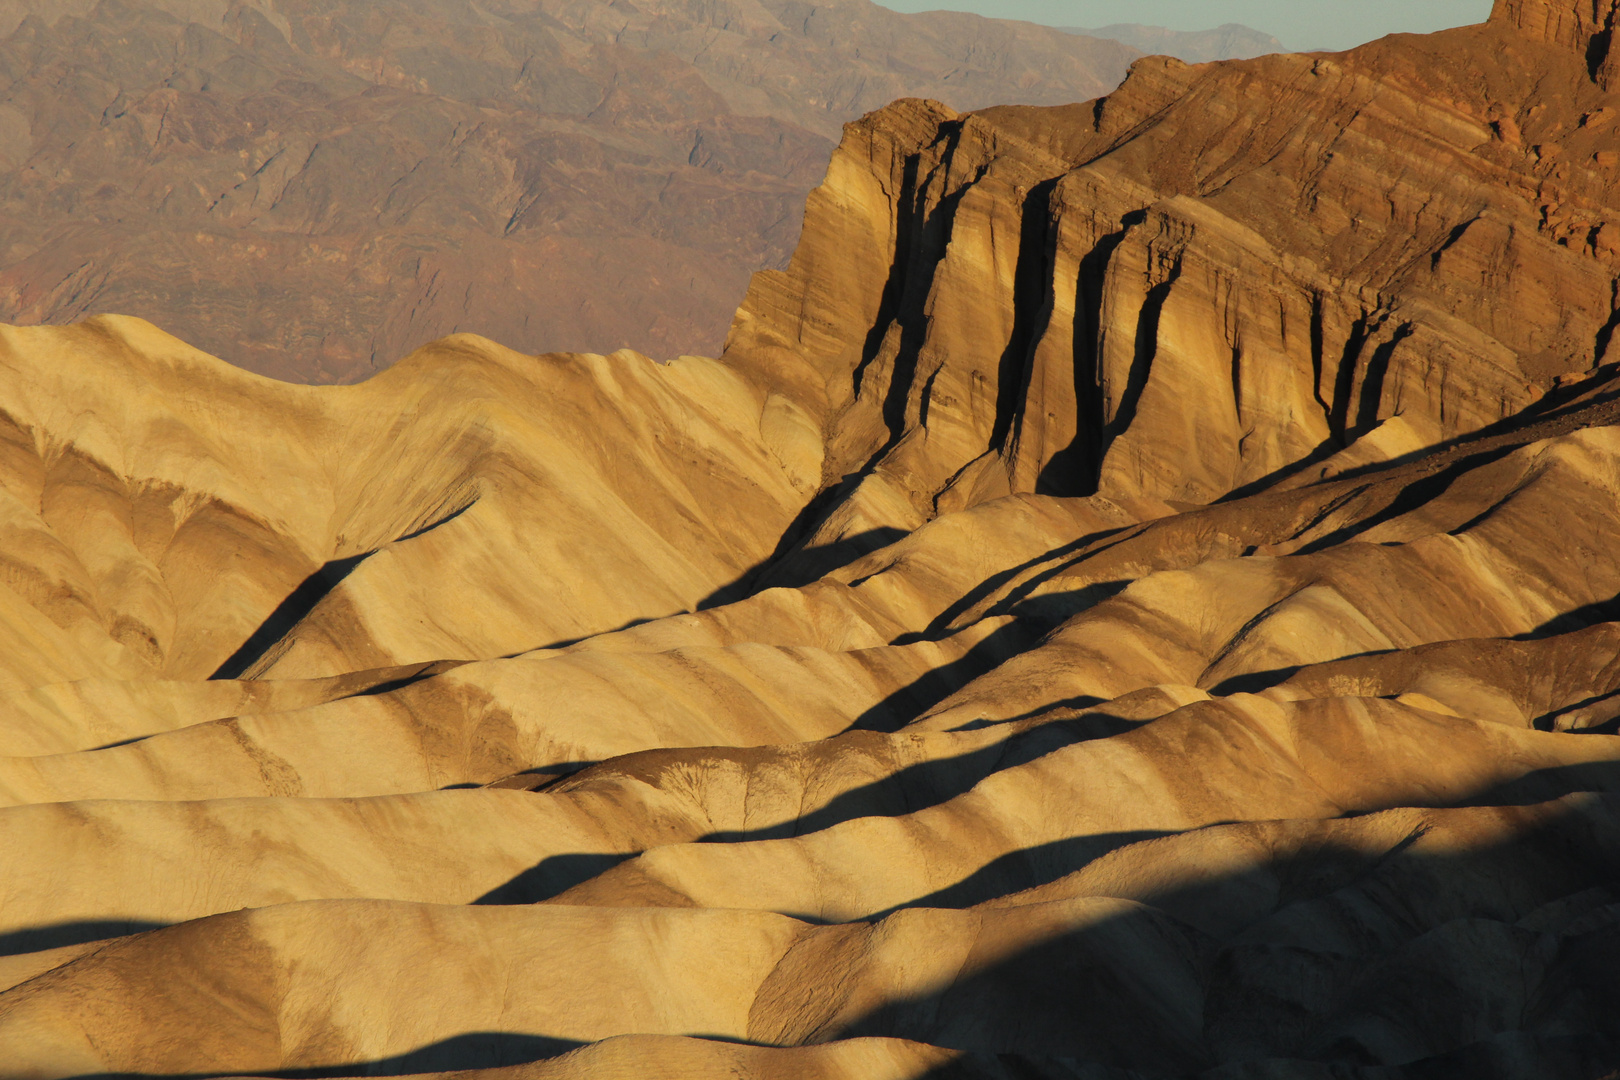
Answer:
[2, 2, 1620, 1078]
[0, 0, 1136, 382]
[724, 0, 1620, 576]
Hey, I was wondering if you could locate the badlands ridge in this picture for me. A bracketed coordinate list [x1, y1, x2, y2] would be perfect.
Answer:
[3, 0, 1620, 1077]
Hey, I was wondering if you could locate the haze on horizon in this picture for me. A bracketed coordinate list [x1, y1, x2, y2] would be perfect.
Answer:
[873, 0, 1496, 51]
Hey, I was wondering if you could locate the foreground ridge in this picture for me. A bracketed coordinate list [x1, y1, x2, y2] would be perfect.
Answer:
[2, 1, 1620, 1078]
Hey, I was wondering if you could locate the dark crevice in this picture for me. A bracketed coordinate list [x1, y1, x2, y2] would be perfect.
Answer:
[1429, 216, 1478, 271]
[733, 124, 986, 595]
[1041, 209, 1142, 495]
[876, 143, 982, 453]
[1590, 13, 1616, 83]
[1595, 279, 1620, 366]
[1328, 311, 1374, 438]
[850, 152, 925, 402]
[1308, 291, 1332, 422]
[1354, 321, 1413, 432]
[988, 177, 1061, 454]
[1105, 252, 1182, 444]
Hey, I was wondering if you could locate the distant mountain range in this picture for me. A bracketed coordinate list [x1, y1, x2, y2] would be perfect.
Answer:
[1064, 21, 1285, 62]
[0, 0, 1137, 383]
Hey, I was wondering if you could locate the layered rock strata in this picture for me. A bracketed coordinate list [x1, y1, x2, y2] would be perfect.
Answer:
[2, 2, 1620, 1079]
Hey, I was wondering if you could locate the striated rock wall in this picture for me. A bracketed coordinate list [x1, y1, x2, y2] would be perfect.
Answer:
[726, 5, 1620, 557]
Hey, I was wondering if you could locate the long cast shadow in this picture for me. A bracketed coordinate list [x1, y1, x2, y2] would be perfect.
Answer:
[0, 919, 169, 958]
[475, 704, 1149, 906]
[701, 709, 1142, 846]
[210, 553, 371, 679]
[848, 618, 1041, 733]
[211, 502, 476, 679]
[60, 1032, 585, 1079]
[827, 790, 1620, 1073]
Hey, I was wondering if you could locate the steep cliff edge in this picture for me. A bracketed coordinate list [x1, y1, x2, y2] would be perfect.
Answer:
[725, 0, 1620, 577]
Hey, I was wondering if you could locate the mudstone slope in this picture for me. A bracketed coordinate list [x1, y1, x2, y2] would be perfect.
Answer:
[3, 1, 1620, 1078]
[0, 0, 1137, 382]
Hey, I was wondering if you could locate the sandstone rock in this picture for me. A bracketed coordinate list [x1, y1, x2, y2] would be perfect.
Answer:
[1, 2, 1620, 1079]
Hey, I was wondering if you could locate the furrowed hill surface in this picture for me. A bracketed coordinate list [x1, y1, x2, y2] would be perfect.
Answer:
[6, 1, 1620, 1078]
[0, 0, 1138, 382]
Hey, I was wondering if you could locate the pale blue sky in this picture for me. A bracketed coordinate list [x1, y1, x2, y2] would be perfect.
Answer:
[873, 0, 1497, 51]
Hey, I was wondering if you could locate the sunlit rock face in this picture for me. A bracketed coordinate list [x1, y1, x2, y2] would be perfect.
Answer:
[1, 2, 1620, 1078]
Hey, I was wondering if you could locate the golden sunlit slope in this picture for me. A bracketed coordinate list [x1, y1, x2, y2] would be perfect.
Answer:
[3, 1, 1620, 1079]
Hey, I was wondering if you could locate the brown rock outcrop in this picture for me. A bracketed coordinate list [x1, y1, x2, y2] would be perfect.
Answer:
[2, 2, 1620, 1079]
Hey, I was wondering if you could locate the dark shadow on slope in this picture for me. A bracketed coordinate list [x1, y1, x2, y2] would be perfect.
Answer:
[1036, 210, 1145, 496]
[61, 1032, 587, 1079]
[1288, 367, 1620, 498]
[61, 794, 1620, 1077]
[700, 710, 1140, 846]
[986, 178, 1061, 458]
[829, 804, 1620, 1074]
[1537, 688, 1620, 734]
[0, 919, 169, 958]
[343, 659, 471, 699]
[1103, 255, 1181, 445]
[1290, 442, 1524, 555]
[210, 553, 371, 679]
[990, 576, 1131, 628]
[472, 853, 636, 905]
[1214, 430, 1358, 503]
[1205, 663, 1309, 696]
[945, 695, 1112, 730]
[747, 527, 911, 595]
[694, 476, 871, 607]
[475, 704, 1146, 904]
[892, 526, 1136, 645]
[1353, 324, 1415, 432]
[1470, 761, 1620, 807]
[848, 618, 1042, 733]
[210, 502, 476, 679]
[1519, 591, 1620, 640]
[508, 617, 663, 655]
[866, 832, 1180, 920]
[731, 129, 996, 600]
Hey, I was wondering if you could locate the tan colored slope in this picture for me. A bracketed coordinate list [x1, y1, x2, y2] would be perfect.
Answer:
[554, 694, 1620, 920]
[0, 316, 811, 690]
[4, 390, 1614, 805]
[0, 619, 1023, 805]
[0, 685, 1206, 947]
[6, 4, 1620, 1079]
[0, 322, 1616, 962]
[3, 796, 1620, 1077]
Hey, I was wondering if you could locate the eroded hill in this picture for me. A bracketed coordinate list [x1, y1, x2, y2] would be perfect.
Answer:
[1, 1, 1620, 1078]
